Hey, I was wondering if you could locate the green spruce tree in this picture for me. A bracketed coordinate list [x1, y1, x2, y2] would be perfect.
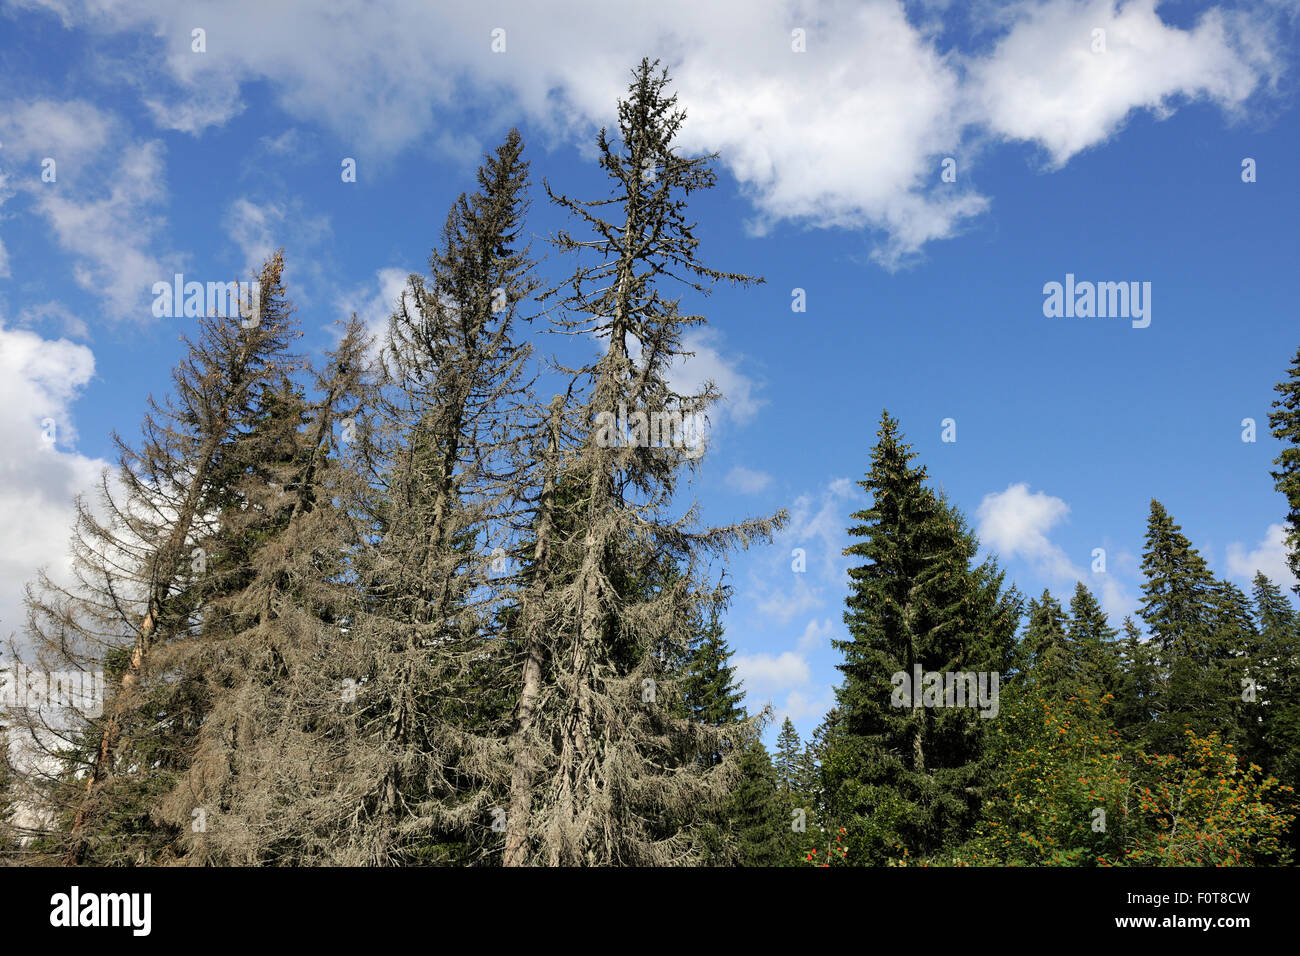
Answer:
[728, 738, 784, 866]
[1067, 582, 1121, 700]
[1269, 345, 1300, 592]
[1137, 500, 1219, 752]
[825, 411, 1018, 863]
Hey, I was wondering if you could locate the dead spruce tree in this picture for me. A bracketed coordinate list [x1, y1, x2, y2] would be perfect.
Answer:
[148, 318, 371, 864]
[335, 130, 538, 864]
[13, 255, 296, 865]
[502, 59, 785, 866]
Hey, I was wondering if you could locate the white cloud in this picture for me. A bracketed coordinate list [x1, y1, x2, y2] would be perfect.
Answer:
[16, 0, 1281, 268]
[605, 326, 764, 443]
[1227, 523, 1298, 589]
[340, 266, 414, 344]
[726, 465, 772, 495]
[747, 477, 861, 624]
[756, 575, 824, 624]
[779, 686, 836, 725]
[0, 98, 169, 320]
[261, 129, 302, 155]
[224, 198, 287, 275]
[223, 197, 331, 276]
[968, 0, 1276, 168]
[33, 140, 168, 320]
[976, 482, 1137, 622]
[0, 98, 115, 165]
[796, 616, 835, 652]
[667, 329, 764, 426]
[734, 650, 811, 693]
[16, 301, 90, 339]
[0, 323, 108, 641]
[976, 482, 1075, 577]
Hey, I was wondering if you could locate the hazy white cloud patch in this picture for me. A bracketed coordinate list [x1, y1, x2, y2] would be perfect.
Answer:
[779, 686, 837, 726]
[734, 650, 811, 694]
[746, 477, 862, 625]
[340, 266, 415, 344]
[668, 329, 765, 426]
[16, 301, 90, 340]
[224, 197, 331, 276]
[726, 465, 773, 495]
[796, 616, 836, 652]
[0, 98, 169, 320]
[1227, 523, 1298, 589]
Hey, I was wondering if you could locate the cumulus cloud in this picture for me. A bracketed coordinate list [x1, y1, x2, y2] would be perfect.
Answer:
[734, 650, 811, 693]
[13, 0, 1282, 268]
[976, 482, 1136, 622]
[976, 482, 1075, 577]
[967, 0, 1276, 168]
[1227, 523, 1298, 589]
[0, 322, 108, 641]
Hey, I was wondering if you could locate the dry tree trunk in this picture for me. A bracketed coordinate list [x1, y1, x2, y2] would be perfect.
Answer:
[504, 398, 562, 866]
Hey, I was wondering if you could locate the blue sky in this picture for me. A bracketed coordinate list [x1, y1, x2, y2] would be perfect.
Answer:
[1, 0, 1297, 744]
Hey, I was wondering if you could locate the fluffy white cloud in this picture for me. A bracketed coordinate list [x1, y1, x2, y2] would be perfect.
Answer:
[1227, 523, 1298, 589]
[977, 482, 1137, 621]
[14, 0, 1281, 267]
[0, 322, 108, 642]
[968, 0, 1275, 168]
[976, 481, 1075, 577]
[734, 650, 811, 693]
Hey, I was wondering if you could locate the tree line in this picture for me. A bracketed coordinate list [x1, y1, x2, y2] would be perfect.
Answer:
[2, 59, 1299, 867]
